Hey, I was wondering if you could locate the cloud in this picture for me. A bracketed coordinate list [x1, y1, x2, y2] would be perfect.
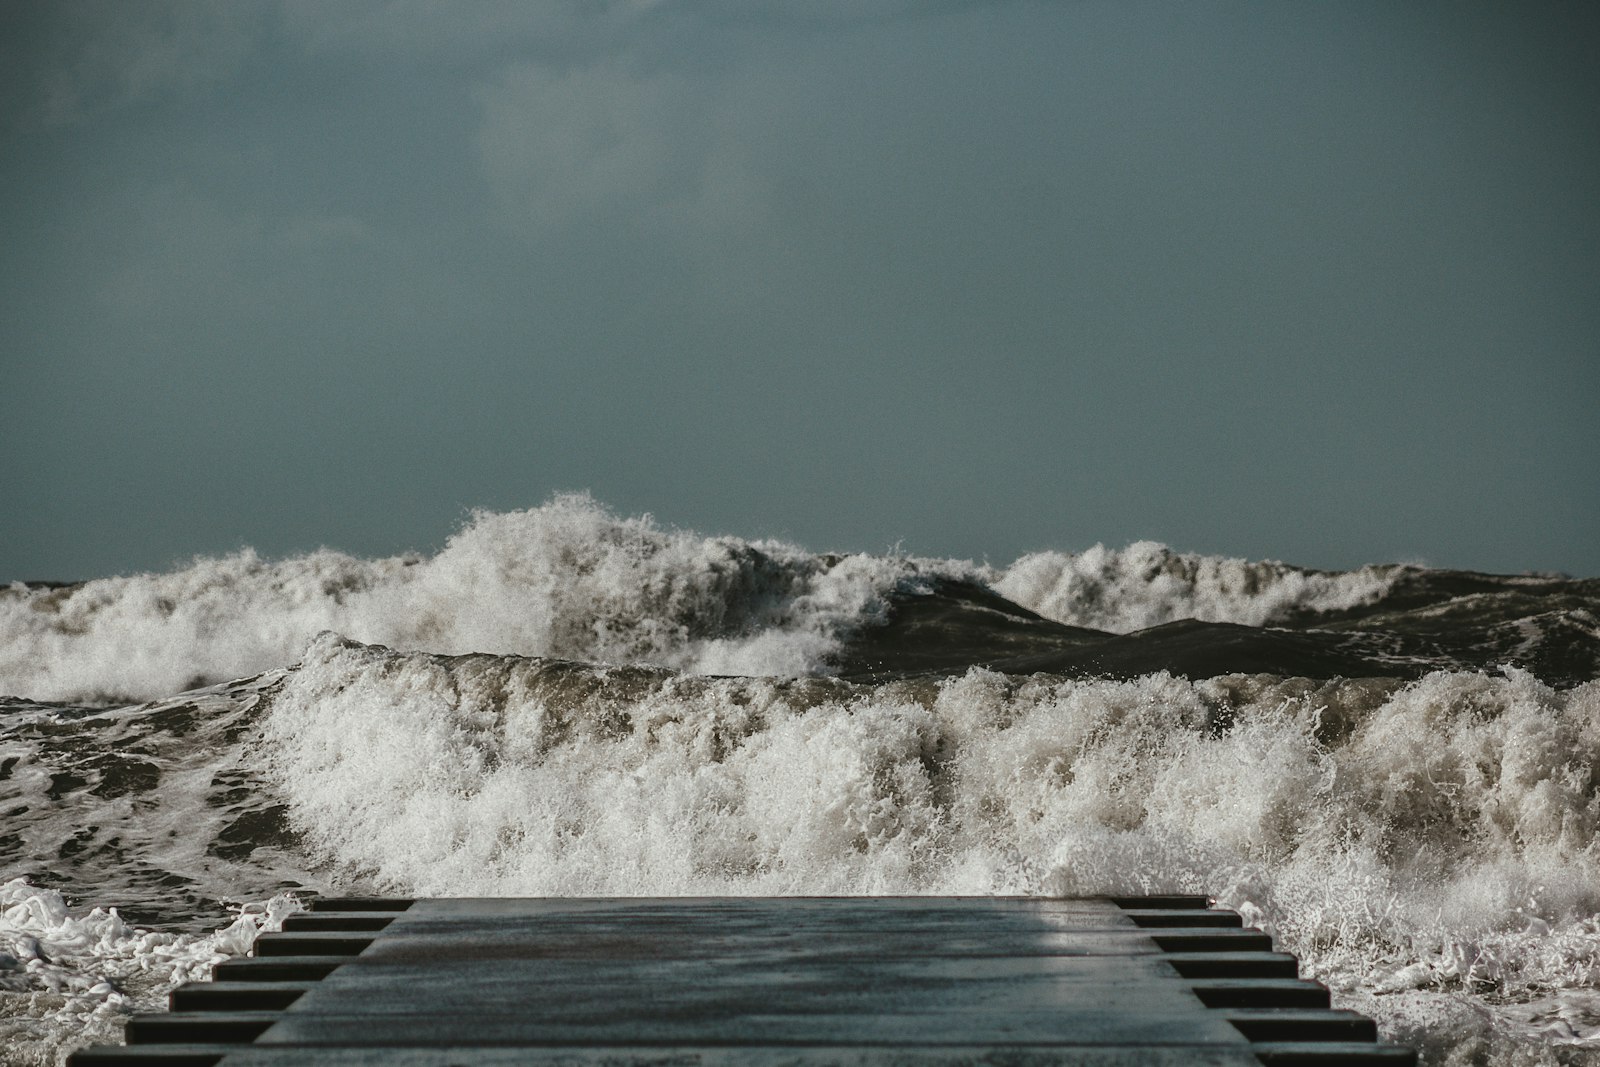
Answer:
[276, 0, 662, 65]
[0, 0, 1001, 131]
[273, 0, 962, 61]
[0, 1, 266, 129]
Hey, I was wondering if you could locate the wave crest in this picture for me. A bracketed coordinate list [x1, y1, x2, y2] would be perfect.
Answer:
[994, 541, 1399, 632]
[0, 495, 938, 703]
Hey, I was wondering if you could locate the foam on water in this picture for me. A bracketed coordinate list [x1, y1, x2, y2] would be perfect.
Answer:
[993, 541, 1401, 632]
[0, 675, 319, 932]
[0, 879, 300, 1067]
[264, 637, 1600, 1018]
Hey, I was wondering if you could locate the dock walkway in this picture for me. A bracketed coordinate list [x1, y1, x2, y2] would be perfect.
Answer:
[70, 895, 1413, 1065]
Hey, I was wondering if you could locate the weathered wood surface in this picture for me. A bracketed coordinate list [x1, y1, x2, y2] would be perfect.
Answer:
[69, 896, 1415, 1066]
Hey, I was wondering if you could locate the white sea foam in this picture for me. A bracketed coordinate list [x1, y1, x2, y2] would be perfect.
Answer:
[0, 879, 300, 1066]
[0, 494, 943, 704]
[993, 541, 1400, 632]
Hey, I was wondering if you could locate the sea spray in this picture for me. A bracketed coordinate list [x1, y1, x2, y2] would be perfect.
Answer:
[6, 649, 1597, 1063]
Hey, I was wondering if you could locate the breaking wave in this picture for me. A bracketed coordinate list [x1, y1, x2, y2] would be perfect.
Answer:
[0, 494, 945, 704]
[1, 496, 1426, 706]
[259, 635, 1600, 1061]
[994, 541, 1400, 632]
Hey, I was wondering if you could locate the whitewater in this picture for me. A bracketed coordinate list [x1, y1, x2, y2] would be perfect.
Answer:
[3, 494, 1598, 1066]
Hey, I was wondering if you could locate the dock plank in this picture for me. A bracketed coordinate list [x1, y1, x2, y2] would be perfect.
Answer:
[67, 897, 1414, 1066]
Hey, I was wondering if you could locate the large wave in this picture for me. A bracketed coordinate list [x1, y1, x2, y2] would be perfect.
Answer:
[256, 634, 1600, 1060]
[265, 636, 1600, 982]
[0, 495, 946, 704]
[2, 496, 1411, 705]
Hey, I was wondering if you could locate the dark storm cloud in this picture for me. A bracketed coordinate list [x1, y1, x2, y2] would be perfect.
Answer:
[3, 1, 1597, 580]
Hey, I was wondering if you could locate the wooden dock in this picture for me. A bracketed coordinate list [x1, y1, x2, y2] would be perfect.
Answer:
[70, 895, 1413, 1065]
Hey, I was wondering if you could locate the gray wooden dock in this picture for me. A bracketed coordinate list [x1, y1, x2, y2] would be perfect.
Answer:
[70, 895, 1413, 1066]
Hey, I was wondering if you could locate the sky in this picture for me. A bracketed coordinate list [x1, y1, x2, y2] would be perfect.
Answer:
[3, 0, 1597, 581]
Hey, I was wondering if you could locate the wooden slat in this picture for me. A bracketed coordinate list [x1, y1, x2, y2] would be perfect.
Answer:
[66, 897, 1413, 1067]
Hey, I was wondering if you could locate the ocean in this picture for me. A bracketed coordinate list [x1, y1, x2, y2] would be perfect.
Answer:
[2, 494, 1597, 1066]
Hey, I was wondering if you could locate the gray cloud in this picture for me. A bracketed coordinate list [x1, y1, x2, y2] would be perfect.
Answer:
[278, 0, 644, 59]
[1, 1, 266, 128]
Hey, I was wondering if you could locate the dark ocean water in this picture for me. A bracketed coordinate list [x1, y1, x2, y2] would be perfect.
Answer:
[2, 496, 1597, 1065]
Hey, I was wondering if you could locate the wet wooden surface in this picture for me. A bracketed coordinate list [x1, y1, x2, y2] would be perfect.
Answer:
[69, 896, 1416, 1066]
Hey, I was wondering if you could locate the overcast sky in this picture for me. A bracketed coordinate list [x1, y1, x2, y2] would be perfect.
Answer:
[4, 0, 1597, 581]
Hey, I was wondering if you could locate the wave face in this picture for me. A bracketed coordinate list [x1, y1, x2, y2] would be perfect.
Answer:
[5, 497, 1600, 1064]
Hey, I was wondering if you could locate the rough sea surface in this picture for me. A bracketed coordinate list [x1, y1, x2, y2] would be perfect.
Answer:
[3, 494, 1598, 1065]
